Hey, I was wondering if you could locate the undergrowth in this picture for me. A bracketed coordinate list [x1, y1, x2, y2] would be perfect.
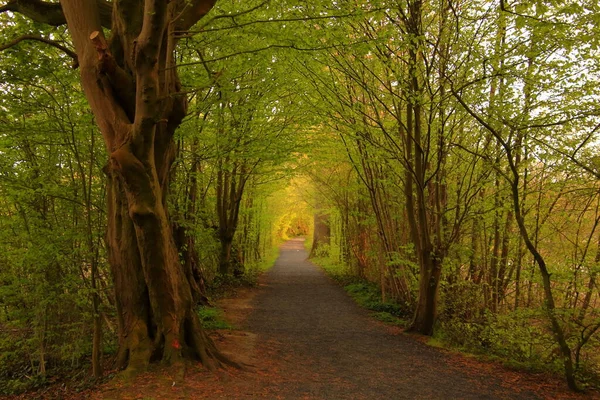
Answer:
[207, 247, 280, 299]
[434, 311, 600, 389]
[0, 248, 280, 396]
[311, 255, 600, 390]
[311, 256, 410, 327]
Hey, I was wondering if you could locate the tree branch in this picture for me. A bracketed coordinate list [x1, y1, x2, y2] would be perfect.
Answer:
[0, 0, 112, 28]
[173, 41, 362, 69]
[0, 0, 66, 26]
[0, 34, 78, 67]
[174, 0, 217, 31]
[90, 31, 136, 121]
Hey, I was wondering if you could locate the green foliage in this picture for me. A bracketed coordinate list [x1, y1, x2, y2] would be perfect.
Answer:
[314, 256, 411, 325]
[436, 310, 563, 373]
[0, 16, 111, 394]
[345, 283, 411, 321]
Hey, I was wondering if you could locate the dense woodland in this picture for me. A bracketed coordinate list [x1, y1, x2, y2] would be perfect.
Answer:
[0, 0, 600, 395]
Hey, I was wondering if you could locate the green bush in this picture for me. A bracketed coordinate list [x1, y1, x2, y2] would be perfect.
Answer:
[344, 282, 411, 318]
[437, 309, 562, 373]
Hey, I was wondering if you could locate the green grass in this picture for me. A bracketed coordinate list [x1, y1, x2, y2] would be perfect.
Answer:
[207, 246, 280, 299]
[252, 247, 280, 274]
[311, 256, 356, 285]
[371, 311, 406, 326]
[196, 306, 232, 330]
[311, 257, 410, 328]
[426, 337, 446, 349]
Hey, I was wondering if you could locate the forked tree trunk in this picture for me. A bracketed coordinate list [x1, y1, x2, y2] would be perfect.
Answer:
[402, 0, 451, 336]
[215, 155, 248, 275]
[107, 164, 222, 371]
[56, 0, 229, 374]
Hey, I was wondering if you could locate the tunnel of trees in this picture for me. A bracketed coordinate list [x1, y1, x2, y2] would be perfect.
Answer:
[1, 0, 600, 394]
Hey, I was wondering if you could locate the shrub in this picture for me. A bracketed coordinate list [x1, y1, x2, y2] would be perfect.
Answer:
[437, 309, 563, 373]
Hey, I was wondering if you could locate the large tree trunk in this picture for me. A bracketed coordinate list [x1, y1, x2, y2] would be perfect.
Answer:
[107, 159, 221, 372]
[57, 0, 227, 374]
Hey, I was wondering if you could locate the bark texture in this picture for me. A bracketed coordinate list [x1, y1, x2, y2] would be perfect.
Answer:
[8, 0, 226, 374]
[402, 0, 455, 335]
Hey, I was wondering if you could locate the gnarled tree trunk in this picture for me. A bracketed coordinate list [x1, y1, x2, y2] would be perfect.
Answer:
[50, 0, 226, 374]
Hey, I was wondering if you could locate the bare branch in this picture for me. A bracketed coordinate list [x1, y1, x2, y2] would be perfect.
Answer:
[176, 8, 387, 36]
[529, 136, 600, 180]
[0, 34, 78, 67]
[182, 0, 268, 33]
[173, 41, 364, 70]
[0, 0, 112, 28]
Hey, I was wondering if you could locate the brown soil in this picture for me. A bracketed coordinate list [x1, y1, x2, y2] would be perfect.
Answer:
[16, 238, 599, 399]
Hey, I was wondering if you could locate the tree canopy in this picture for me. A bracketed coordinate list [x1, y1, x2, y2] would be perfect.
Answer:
[1, 0, 600, 395]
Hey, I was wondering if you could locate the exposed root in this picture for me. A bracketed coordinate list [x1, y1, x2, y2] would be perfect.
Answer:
[114, 310, 240, 382]
[188, 312, 243, 370]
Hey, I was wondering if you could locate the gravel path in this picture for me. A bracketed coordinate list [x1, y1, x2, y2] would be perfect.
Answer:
[245, 238, 541, 400]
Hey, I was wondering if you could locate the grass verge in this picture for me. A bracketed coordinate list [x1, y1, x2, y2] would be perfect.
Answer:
[196, 306, 233, 330]
[200, 246, 281, 331]
[311, 256, 410, 328]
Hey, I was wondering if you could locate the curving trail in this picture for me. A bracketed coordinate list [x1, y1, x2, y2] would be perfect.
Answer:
[242, 238, 541, 399]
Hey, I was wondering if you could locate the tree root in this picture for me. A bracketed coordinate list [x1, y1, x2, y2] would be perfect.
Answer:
[114, 310, 241, 381]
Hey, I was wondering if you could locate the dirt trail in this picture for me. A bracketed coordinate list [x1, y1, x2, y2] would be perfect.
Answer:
[95, 238, 594, 399]
[242, 238, 538, 399]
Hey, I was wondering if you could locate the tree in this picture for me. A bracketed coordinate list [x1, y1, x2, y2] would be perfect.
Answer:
[448, 0, 600, 389]
[0, 0, 230, 374]
[0, 37, 112, 385]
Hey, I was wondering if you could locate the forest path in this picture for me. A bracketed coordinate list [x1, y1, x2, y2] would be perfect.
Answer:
[240, 238, 542, 399]
[96, 238, 587, 400]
